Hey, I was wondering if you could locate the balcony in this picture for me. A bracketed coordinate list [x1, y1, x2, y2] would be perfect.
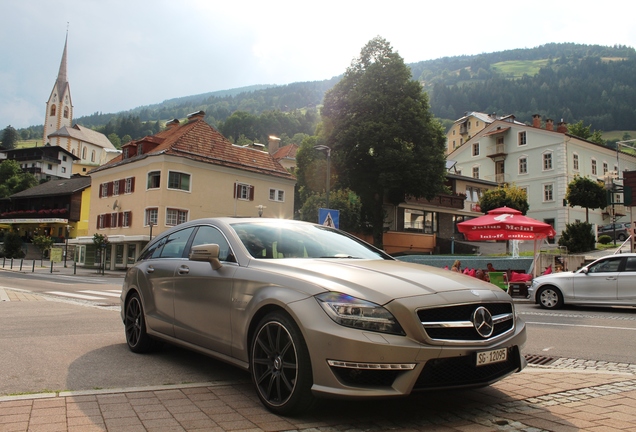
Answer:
[1, 208, 69, 219]
[487, 143, 507, 159]
[406, 193, 465, 209]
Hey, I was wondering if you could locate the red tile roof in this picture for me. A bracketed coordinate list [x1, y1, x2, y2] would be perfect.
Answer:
[92, 114, 295, 181]
[272, 143, 298, 161]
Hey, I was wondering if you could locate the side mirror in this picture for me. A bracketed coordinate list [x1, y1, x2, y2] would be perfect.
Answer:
[580, 267, 588, 275]
[189, 244, 222, 270]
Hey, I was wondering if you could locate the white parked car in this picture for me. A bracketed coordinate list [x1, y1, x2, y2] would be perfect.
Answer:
[528, 253, 636, 309]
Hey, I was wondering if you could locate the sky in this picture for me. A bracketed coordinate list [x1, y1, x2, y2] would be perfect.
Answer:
[2, 0, 635, 130]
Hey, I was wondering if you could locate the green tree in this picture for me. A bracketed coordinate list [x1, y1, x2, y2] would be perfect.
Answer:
[107, 133, 121, 148]
[299, 189, 362, 231]
[1, 231, 25, 258]
[479, 184, 529, 215]
[1, 125, 19, 149]
[566, 176, 606, 222]
[558, 221, 595, 253]
[321, 37, 447, 248]
[93, 233, 110, 273]
[0, 160, 39, 198]
[32, 235, 54, 260]
[568, 120, 604, 144]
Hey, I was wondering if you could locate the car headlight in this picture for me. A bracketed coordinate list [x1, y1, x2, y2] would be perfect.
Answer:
[316, 292, 405, 335]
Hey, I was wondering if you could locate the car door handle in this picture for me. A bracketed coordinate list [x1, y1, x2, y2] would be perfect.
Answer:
[147, 266, 155, 273]
[178, 266, 190, 275]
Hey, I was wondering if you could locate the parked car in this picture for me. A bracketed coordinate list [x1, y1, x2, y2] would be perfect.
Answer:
[121, 218, 527, 414]
[597, 222, 632, 241]
[528, 253, 636, 310]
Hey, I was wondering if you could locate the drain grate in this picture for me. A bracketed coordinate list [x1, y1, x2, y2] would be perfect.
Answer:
[524, 354, 557, 366]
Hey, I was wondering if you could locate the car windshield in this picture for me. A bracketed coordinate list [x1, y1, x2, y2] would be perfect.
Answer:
[230, 221, 391, 260]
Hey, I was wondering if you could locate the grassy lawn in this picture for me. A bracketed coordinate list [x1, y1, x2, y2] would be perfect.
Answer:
[491, 59, 549, 78]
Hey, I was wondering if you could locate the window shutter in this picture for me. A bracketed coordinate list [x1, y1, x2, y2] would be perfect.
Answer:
[107, 182, 113, 197]
[96, 215, 101, 229]
[128, 211, 133, 227]
[130, 177, 135, 193]
[249, 186, 255, 201]
[118, 212, 123, 227]
[105, 214, 111, 228]
[233, 182, 238, 198]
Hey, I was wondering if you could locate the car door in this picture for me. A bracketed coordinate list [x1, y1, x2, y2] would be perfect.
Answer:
[617, 256, 636, 304]
[172, 225, 237, 355]
[573, 256, 623, 304]
[136, 227, 197, 337]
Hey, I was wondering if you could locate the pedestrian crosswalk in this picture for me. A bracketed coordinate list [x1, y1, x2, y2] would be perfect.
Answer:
[45, 289, 121, 302]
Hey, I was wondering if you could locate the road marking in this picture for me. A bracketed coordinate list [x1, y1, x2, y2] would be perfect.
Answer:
[526, 321, 636, 331]
[46, 291, 104, 300]
[80, 290, 121, 298]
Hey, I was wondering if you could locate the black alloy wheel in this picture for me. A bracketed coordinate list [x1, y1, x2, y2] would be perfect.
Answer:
[250, 311, 314, 415]
[124, 292, 155, 353]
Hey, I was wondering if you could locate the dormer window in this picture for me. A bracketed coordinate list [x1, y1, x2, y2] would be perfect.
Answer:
[137, 144, 143, 155]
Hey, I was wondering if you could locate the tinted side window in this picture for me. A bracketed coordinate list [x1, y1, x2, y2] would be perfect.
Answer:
[190, 226, 233, 262]
[589, 257, 622, 273]
[624, 257, 636, 272]
[138, 236, 167, 261]
[160, 227, 196, 258]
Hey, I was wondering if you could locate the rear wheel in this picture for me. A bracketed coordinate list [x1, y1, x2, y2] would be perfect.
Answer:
[618, 233, 627, 241]
[124, 292, 155, 353]
[537, 286, 563, 309]
[250, 311, 314, 415]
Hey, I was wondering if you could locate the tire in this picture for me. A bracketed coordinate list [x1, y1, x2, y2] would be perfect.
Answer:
[617, 234, 626, 241]
[250, 311, 315, 415]
[537, 286, 564, 310]
[124, 292, 156, 353]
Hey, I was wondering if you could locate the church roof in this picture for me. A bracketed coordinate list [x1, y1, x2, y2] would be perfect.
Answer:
[92, 112, 295, 181]
[48, 124, 116, 149]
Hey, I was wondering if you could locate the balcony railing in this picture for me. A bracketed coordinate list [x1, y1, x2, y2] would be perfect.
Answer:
[1, 209, 69, 219]
[406, 193, 465, 209]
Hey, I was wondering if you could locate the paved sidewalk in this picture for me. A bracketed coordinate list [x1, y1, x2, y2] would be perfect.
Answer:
[1, 367, 635, 432]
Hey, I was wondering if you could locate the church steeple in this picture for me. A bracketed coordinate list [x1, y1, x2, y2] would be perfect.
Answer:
[43, 31, 73, 146]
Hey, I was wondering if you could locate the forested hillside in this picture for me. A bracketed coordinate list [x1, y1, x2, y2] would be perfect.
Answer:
[13, 43, 636, 146]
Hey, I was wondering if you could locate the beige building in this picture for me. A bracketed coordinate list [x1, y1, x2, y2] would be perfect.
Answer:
[73, 111, 296, 269]
[446, 112, 523, 154]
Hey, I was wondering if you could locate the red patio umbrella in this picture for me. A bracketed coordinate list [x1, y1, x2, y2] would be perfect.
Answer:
[457, 206, 556, 241]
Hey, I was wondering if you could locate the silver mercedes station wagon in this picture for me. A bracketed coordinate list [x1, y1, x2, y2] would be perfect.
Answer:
[121, 218, 526, 414]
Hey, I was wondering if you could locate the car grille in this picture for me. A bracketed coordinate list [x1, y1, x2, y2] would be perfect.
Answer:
[418, 302, 514, 341]
[413, 346, 521, 390]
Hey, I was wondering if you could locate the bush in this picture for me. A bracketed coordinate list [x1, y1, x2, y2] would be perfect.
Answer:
[558, 221, 596, 253]
[1, 232, 25, 258]
[598, 235, 612, 245]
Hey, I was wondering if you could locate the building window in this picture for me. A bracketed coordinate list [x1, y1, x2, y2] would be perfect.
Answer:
[110, 213, 118, 228]
[47, 164, 52, 170]
[166, 208, 188, 226]
[519, 157, 527, 174]
[100, 183, 109, 198]
[82, 147, 87, 160]
[91, 150, 95, 162]
[113, 180, 120, 196]
[519, 187, 528, 198]
[50, 105, 56, 116]
[472, 143, 480, 156]
[137, 144, 143, 156]
[465, 186, 484, 202]
[518, 131, 527, 146]
[269, 189, 285, 202]
[603, 162, 608, 175]
[472, 166, 479, 179]
[145, 208, 158, 226]
[63, 106, 69, 118]
[97, 214, 105, 229]
[543, 152, 553, 170]
[147, 171, 161, 189]
[168, 171, 191, 191]
[544, 184, 554, 202]
[122, 211, 132, 227]
[125, 177, 135, 194]
[573, 154, 579, 170]
[592, 159, 597, 175]
[234, 183, 254, 201]
[123, 148, 129, 159]
[62, 156, 67, 162]
[61, 167, 66, 173]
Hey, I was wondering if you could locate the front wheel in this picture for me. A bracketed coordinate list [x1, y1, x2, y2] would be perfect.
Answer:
[537, 286, 564, 310]
[250, 311, 314, 415]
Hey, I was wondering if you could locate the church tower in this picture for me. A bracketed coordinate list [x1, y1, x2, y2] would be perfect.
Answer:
[43, 32, 73, 145]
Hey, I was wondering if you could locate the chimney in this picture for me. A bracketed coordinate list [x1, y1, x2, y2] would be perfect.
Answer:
[532, 114, 541, 128]
[545, 118, 554, 131]
[187, 110, 205, 122]
[557, 120, 568, 134]
[268, 135, 281, 154]
[165, 119, 180, 129]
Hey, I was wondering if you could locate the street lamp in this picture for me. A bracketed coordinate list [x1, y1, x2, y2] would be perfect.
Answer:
[148, 221, 155, 241]
[64, 224, 71, 267]
[313, 145, 331, 209]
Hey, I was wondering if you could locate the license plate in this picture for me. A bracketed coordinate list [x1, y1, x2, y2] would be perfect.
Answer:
[476, 348, 508, 366]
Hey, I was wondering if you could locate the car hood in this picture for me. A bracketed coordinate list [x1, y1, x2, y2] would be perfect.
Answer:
[249, 258, 504, 304]
[533, 271, 576, 283]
